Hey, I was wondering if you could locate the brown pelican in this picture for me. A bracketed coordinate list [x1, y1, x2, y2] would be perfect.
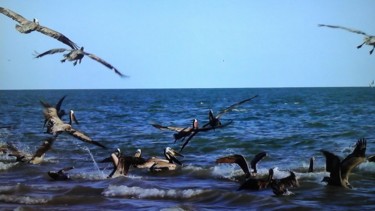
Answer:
[48, 166, 74, 180]
[270, 171, 299, 196]
[321, 138, 367, 188]
[134, 147, 184, 172]
[103, 148, 146, 178]
[0, 7, 78, 49]
[40, 99, 107, 149]
[34, 47, 127, 78]
[42, 95, 70, 130]
[238, 168, 274, 191]
[216, 152, 268, 178]
[6, 137, 55, 164]
[318, 24, 375, 55]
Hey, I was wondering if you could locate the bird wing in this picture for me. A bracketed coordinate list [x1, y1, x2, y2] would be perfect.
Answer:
[35, 26, 78, 49]
[31, 137, 55, 159]
[179, 130, 199, 152]
[341, 138, 367, 182]
[0, 7, 29, 24]
[34, 48, 68, 58]
[321, 150, 342, 184]
[83, 52, 127, 78]
[215, 95, 258, 119]
[216, 154, 251, 177]
[318, 24, 369, 36]
[151, 123, 187, 132]
[66, 127, 107, 149]
[55, 95, 67, 114]
[250, 151, 267, 172]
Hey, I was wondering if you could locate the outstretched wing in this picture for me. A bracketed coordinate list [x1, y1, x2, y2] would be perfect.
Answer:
[321, 150, 342, 184]
[32, 137, 55, 158]
[36, 26, 78, 49]
[0, 7, 29, 24]
[318, 24, 369, 36]
[67, 127, 107, 149]
[83, 52, 127, 78]
[341, 138, 367, 182]
[34, 48, 68, 58]
[250, 151, 267, 172]
[215, 95, 258, 119]
[151, 123, 187, 132]
[216, 154, 251, 177]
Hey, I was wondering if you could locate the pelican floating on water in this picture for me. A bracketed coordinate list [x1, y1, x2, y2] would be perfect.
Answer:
[270, 171, 299, 196]
[40, 99, 107, 149]
[48, 166, 74, 180]
[0, 7, 78, 49]
[134, 147, 184, 172]
[216, 152, 268, 178]
[34, 47, 127, 78]
[318, 24, 375, 55]
[238, 168, 274, 191]
[321, 138, 367, 188]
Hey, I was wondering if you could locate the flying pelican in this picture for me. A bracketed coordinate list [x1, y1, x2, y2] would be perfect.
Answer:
[134, 147, 184, 172]
[42, 95, 73, 130]
[34, 47, 127, 78]
[40, 99, 107, 149]
[102, 148, 146, 178]
[270, 171, 299, 196]
[6, 137, 55, 164]
[318, 24, 375, 55]
[216, 152, 268, 178]
[321, 138, 367, 188]
[0, 7, 78, 49]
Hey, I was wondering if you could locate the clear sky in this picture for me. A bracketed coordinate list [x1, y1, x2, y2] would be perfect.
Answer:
[1, 0, 374, 89]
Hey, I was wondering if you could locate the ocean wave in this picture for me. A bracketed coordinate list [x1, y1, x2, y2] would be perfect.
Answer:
[102, 185, 206, 199]
[0, 161, 18, 170]
[0, 194, 49, 205]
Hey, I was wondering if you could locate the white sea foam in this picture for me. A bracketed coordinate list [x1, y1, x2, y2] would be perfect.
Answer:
[0, 194, 49, 205]
[0, 161, 18, 170]
[103, 185, 205, 199]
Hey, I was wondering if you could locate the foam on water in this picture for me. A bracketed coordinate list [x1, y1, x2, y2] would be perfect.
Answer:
[0, 194, 49, 205]
[103, 185, 206, 199]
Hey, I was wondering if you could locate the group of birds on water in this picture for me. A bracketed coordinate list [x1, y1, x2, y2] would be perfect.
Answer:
[1, 6, 375, 197]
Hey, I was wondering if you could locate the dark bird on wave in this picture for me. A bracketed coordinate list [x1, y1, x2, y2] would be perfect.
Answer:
[48, 166, 74, 180]
[34, 47, 127, 78]
[237, 168, 274, 191]
[216, 152, 268, 178]
[40, 99, 106, 149]
[270, 171, 299, 196]
[0, 7, 78, 49]
[321, 138, 367, 189]
[318, 24, 375, 55]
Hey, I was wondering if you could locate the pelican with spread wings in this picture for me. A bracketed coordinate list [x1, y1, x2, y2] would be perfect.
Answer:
[318, 24, 375, 55]
[40, 99, 107, 149]
[34, 47, 126, 78]
[0, 7, 78, 49]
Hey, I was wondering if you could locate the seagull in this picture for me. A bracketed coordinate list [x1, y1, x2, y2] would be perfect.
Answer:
[6, 137, 55, 164]
[0, 7, 78, 49]
[34, 47, 127, 78]
[318, 24, 375, 55]
[321, 138, 367, 188]
[40, 99, 107, 149]
[216, 152, 268, 178]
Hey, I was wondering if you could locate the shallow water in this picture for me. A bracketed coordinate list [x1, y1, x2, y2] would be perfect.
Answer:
[0, 88, 374, 210]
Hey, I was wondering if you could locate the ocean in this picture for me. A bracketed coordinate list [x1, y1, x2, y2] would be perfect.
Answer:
[0, 88, 374, 210]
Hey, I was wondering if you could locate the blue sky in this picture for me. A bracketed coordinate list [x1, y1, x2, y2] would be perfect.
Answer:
[1, 1, 374, 89]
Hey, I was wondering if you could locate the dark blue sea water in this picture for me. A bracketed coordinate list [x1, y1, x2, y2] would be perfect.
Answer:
[0, 88, 374, 210]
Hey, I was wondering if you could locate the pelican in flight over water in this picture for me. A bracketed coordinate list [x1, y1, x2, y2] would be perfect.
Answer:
[0, 7, 78, 49]
[40, 99, 107, 149]
[321, 138, 367, 189]
[318, 24, 375, 55]
[34, 47, 127, 78]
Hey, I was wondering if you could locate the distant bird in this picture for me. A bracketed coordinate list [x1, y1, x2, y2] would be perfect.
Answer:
[6, 137, 55, 164]
[133, 147, 184, 172]
[318, 24, 375, 55]
[102, 148, 146, 178]
[40, 99, 107, 149]
[270, 171, 299, 196]
[237, 168, 274, 191]
[0, 7, 78, 49]
[321, 138, 367, 188]
[216, 152, 268, 178]
[48, 166, 74, 180]
[34, 47, 127, 78]
[203, 95, 258, 129]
